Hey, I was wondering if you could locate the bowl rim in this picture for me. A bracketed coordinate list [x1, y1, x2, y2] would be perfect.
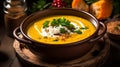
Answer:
[20, 8, 100, 47]
[107, 31, 120, 36]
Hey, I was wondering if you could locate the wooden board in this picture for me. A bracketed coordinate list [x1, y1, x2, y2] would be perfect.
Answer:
[13, 36, 110, 67]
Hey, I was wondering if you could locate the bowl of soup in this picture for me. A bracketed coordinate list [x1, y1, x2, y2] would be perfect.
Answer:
[106, 17, 120, 44]
[13, 8, 106, 62]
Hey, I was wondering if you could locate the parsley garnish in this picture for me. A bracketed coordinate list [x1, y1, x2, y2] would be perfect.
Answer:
[114, 23, 120, 30]
[53, 39, 59, 41]
[74, 30, 82, 34]
[43, 21, 49, 28]
[42, 17, 88, 34]
[60, 28, 67, 33]
[51, 19, 59, 26]
[56, 17, 71, 27]
[80, 27, 89, 30]
[58, 17, 66, 24]
[114, 26, 119, 30]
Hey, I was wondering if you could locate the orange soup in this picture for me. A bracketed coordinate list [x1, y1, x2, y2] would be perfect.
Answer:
[27, 15, 96, 45]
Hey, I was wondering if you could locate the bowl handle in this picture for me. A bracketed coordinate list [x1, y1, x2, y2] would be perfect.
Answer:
[90, 22, 107, 42]
[13, 27, 32, 44]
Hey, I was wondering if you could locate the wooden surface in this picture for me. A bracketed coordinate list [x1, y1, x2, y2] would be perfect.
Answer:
[0, 27, 22, 67]
[13, 36, 110, 67]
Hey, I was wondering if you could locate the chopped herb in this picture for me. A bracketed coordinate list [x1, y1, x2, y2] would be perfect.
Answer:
[60, 28, 67, 33]
[43, 21, 49, 28]
[59, 21, 66, 26]
[65, 20, 71, 26]
[67, 24, 75, 32]
[42, 17, 86, 34]
[80, 27, 89, 30]
[58, 17, 66, 23]
[74, 30, 82, 34]
[114, 26, 119, 30]
[53, 39, 59, 41]
[61, 20, 70, 27]
[114, 24, 120, 30]
[51, 19, 59, 26]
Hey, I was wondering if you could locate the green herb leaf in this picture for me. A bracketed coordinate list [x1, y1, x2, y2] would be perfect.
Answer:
[43, 21, 49, 28]
[60, 28, 67, 33]
[65, 20, 71, 26]
[80, 27, 89, 30]
[74, 30, 82, 34]
[43, 2, 52, 9]
[114, 26, 119, 30]
[51, 19, 59, 26]
[67, 24, 75, 32]
[58, 17, 66, 23]
[53, 39, 59, 41]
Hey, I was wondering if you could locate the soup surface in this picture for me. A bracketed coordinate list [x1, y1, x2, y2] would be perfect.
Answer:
[107, 21, 120, 35]
[27, 15, 96, 45]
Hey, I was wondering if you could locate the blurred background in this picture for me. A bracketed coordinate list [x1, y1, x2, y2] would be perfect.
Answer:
[0, 0, 120, 67]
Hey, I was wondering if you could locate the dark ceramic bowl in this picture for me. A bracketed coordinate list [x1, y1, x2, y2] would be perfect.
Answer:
[107, 32, 120, 42]
[13, 8, 106, 62]
[106, 16, 120, 43]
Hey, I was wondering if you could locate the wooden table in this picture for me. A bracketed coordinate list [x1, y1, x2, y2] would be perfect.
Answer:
[0, 26, 22, 67]
[0, 25, 120, 67]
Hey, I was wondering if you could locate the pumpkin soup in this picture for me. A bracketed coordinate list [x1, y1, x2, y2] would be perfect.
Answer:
[27, 15, 96, 44]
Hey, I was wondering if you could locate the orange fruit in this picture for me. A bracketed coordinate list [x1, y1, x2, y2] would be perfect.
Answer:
[72, 0, 89, 12]
[90, 0, 113, 20]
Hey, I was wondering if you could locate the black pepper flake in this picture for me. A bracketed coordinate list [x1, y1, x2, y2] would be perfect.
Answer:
[43, 36, 48, 39]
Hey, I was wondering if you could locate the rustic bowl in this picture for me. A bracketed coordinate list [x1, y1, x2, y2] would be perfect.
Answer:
[106, 17, 120, 43]
[13, 8, 106, 62]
